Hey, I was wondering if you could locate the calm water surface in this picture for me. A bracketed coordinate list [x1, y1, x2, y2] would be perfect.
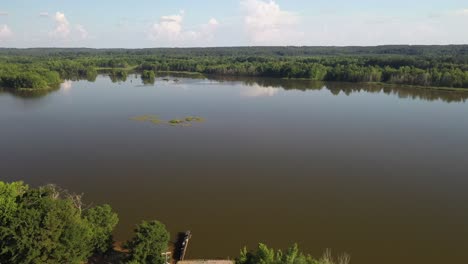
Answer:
[1, 75, 468, 264]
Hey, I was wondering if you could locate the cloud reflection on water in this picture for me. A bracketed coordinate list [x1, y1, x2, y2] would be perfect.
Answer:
[60, 80, 73, 93]
[240, 84, 280, 97]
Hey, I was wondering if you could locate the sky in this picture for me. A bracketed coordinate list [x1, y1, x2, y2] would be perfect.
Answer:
[0, 0, 467, 48]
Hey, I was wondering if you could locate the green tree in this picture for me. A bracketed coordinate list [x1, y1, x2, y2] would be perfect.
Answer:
[126, 220, 170, 264]
[142, 70, 156, 84]
[84, 204, 119, 254]
[0, 184, 94, 264]
[0, 181, 120, 264]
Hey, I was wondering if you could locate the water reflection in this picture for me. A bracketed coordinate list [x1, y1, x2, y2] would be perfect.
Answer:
[0, 86, 60, 99]
[240, 84, 280, 97]
[60, 80, 73, 93]
[1, 74, 468, 103]
[208, 75, 468, 103]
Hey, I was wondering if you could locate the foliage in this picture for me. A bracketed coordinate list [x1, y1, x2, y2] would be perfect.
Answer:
[0, 64, 61, 90]
[84, 204, 119, 254]
[125, 220, 170, 264]
[237, 244, 350, 264]
[109, 69, 128, 82]
[0, 181, 119, 264]
[141, 70, 156, 84]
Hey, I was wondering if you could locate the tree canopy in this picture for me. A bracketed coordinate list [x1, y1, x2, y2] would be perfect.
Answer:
[0, 182, 119, 263]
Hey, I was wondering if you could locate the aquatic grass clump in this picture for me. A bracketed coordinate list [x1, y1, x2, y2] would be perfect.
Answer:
[130, 115, 162, 123]
[169, 119, 184, 124]
[169, 119, 191, 127]
[184, 116, 204, 122]
[131, 115, 205, 127]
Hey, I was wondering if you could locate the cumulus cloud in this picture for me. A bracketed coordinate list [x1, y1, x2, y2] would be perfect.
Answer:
[200, 18, 219, 40]
[241, 0, 303, 45]
[148, 11, 219, 46]
[455, 9, 468, 16]
[75, 24, 88, 39]
[50, 12, 70, 38]
[49, 12, 88, 40]
[149, 13, 184, 41]
[302, 10, 468, 46]
[0, 24, 12, 40]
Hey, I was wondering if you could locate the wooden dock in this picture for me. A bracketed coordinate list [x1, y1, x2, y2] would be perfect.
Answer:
[174, 231, 192, 261]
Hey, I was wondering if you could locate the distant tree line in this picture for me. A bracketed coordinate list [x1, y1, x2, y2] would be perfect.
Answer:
[136, 56, 468, 88]
[1, 46, 468, 89]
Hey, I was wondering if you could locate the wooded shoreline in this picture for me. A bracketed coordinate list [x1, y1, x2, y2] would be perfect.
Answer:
[1, 46, 468, 91]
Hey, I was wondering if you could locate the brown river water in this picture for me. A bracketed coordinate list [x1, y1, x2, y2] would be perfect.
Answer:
[1, 74, 468, 263]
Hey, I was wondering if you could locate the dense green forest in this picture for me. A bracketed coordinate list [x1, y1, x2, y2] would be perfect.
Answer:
[1, 46, 468, 90]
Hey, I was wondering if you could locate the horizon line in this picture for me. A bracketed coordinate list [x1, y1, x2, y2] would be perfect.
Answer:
[1, 44, 468, 50]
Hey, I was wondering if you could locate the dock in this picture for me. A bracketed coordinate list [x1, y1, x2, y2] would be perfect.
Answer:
[174, 231, 192, 261]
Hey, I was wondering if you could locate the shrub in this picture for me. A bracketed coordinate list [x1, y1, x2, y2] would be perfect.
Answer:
[126, 220, 170, 264]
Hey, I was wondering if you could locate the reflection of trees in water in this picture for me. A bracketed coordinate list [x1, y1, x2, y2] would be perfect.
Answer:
[3, 74, 467, 103]
[207, 75, 468, 103]
[324, 82, 468, 103]
[0, 85, 61, 99]
[141, 78, 155, 85]
[96, 69, 129, 83]
[154, 72, 205, 79]
[109, 73, 127, 83]
[60, 72, 97, 82]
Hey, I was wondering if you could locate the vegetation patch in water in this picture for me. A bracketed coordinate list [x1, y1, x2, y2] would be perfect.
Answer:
[131, 115, 205, 127]
[168, 119, 184, 125]
[130, 115, 162, 123]
[184, 116, 205, 122]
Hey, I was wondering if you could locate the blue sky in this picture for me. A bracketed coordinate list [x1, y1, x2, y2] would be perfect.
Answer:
[0, 0, 467, 48]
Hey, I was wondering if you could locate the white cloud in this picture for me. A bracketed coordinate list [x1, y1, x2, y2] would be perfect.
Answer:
[0, 12, 8, 16]
[75, 24, 88, 39]
[50, 12, 70, 38]
[39, 12, 49, 17]
[0, 24, 12, 40]
[455, 9, 468, 16]
[301, 11, 468, 46]
[209, 18, 218, 25]
[149, 12, 184, 42]
[241, 0, 303, 45]
[198, 18, 219, 41]
[148, 11, 219, 46]
[48, 12, 89, 41]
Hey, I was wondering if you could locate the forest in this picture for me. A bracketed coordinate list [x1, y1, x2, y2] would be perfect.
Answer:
[1, 46, 468, 90]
